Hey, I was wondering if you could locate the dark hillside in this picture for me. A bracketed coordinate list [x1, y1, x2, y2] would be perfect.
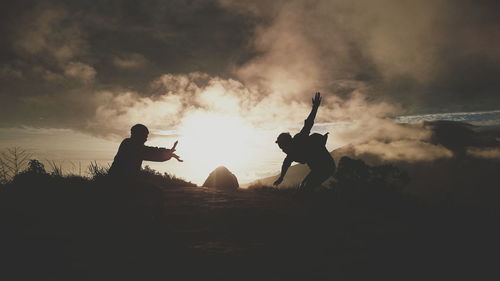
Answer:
[1, 173, 500, 280]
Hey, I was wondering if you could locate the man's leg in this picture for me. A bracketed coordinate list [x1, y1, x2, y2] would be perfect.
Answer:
[299, 170, 333, 191]
[299, 172, 313, 191]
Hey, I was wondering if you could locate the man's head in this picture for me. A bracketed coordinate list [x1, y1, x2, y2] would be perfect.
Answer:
[131, 124, 149, 143]
[276, 132, 292, 153]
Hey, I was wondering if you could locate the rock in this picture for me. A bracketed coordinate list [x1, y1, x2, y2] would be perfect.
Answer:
[203, 166, 239, 190]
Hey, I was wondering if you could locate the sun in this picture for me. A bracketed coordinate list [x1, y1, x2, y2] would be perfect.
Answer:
[175, 111, 258, 181]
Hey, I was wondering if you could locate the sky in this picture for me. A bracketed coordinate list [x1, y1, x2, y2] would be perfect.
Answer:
[1, 0, 500, 184]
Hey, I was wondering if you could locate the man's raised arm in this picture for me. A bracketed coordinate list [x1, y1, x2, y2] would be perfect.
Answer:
[299, 92, 321, 135]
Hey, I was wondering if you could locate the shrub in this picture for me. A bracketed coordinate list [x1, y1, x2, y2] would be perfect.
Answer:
[26, 159, 46, 174]
[332, 156, 409, 199]
[46, 160, 64, 177]
[139, 165, 197, 187]
[87, 161, 110, 180]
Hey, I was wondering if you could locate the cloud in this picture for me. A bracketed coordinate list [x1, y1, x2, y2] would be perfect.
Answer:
[78, 71, 318, 137]
[8, 5, 97, 87]
[64, 62, 96, 83]
[467, 147, 500, 160]
[233, 3, 324, 98]
[86, 90, 184, 137]
[112, 53, 148, 69]
[14, 6, 88, 63]
[32, 65, 63, 81]
[350, 139, 453, 162]
[82, 70, 445, 168]
[1, 0, 500, 151]
[0, 65, 23, 79]
[221, 0, 500, 111]
[329, 112, 454, 162]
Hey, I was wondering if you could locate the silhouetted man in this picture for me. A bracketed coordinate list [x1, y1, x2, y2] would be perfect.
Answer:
[274, 92, 335, 190]
[109, 124, 182, 179]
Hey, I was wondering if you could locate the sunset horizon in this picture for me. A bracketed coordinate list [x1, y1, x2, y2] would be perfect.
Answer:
[1, 109, 499, 185]
[1, 1, 500, 280]
[2, 1, 500, 184]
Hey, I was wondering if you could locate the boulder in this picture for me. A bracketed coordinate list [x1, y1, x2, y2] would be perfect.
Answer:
[203, 166, 239, 190]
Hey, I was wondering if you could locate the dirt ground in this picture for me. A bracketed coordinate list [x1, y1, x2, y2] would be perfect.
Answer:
[2, 185, 500, 281]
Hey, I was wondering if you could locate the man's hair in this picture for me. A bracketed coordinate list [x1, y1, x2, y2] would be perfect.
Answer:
[276, 132, 292, 145]
[131, 124, 149, 136]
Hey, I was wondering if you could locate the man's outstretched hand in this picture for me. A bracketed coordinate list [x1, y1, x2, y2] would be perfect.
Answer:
[172, 153, 183, 162]
[273, 176, 283, 186]
[167, 140, 183, 162]
[312, 92, 321, 108]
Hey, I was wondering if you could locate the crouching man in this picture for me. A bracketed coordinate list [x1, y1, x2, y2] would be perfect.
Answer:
[108, 124, 182, 222]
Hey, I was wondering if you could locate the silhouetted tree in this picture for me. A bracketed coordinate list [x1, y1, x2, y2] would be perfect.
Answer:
[12, 159, 53, 185]
[0, 158, 7, 184]
[26, 159, 46, 174]
[0, 147, 31, 182]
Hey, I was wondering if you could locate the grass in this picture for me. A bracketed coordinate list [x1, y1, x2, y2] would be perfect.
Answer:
[1, 156, 500, 280]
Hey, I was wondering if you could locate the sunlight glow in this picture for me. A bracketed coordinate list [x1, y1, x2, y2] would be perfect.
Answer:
[175, 111, 259, 183]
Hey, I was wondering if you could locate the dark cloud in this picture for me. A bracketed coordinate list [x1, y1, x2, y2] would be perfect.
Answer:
[0, 0, 256, 131]
[1, 0, 499, 137]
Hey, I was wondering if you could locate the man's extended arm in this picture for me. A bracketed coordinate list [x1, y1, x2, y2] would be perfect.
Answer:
[142, 146, 172, 161]
[299, 92, 321, 135]
[142, 141, 183, 162]
[273, 157, 293, 186]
